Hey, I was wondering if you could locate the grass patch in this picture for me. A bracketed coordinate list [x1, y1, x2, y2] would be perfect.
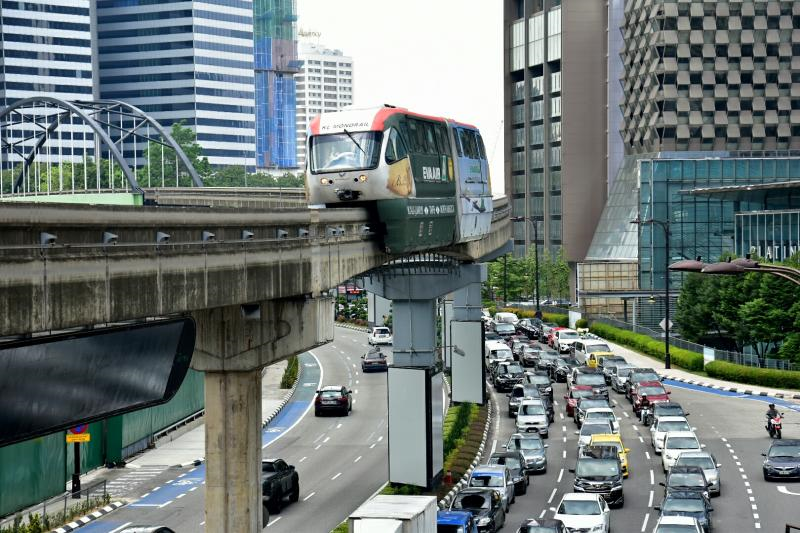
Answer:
[279, 355, 299, 389]
[1, 494, 112, 533]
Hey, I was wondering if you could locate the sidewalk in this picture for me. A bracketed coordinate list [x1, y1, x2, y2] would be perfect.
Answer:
[604, 339, 800, 401]
[1, 359, 294, 527]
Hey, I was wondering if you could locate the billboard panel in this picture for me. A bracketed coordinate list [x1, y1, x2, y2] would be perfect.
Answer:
[388, 367, 428, 486]
[450, 321, 485, 404]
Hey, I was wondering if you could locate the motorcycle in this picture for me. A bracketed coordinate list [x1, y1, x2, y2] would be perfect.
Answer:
[766, 414, 784, 439]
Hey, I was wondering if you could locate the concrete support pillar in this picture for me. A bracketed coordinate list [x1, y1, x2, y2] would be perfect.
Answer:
[191, 296, 333, 533]
[367, 291, 391, 329]
[392, 298, 436, 367]
[204, 369, 262, 533]
[441, 296, 454, 369]
[451, 267, 487, 404]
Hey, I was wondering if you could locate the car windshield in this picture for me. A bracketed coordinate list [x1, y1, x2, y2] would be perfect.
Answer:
[561, 358, 580, 366]
[506, 364, 524, 373]
[310, 131, 382, 173]
[633, 372, 660, 382]
[509, 437, 544, 450]
[580, 400, 608, 410]
[658, 421, 690, 433]
[470, 474, 503, 488]
[668, 473, 706, 488]
[677, 456, 715, 470]
[586, 411, 614, 421]
[663, 497, 706, 513]
[768, 444, 800, 458]
[495, 324, 515, 332]
[581, 423, 612, 436]
[640, 386, 667, 396]
[320, 390, 342, 398]
[572, 389, 594, 399]
[523, 347, 539, 354]
[364, 352, 384, 361]
[489, 456, 521, 469]
[616, 367, 634, 377]
[558, 500, 601, 515]
[453, 493, 490, 510]
[666, 437, 700, 450]
[492, 349, 512, 359]
[576, 458, 620, 477]
[587, 344, 611, 353]
[528, 376, 550, 385]
[523, 386, 541, 397]
[560, 332, 579, 339]
[655, 405, 684, 416]
[576, 374, 605, 386]
[520, 404, 546, 416]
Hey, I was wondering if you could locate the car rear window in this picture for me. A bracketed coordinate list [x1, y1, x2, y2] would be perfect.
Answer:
[576, 374, 605, 386]
[320, 390, 342, 398]
[374, 328, 390, 334]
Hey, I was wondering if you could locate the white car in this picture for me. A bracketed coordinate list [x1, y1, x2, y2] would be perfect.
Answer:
[516, 399, 550, 437]
[650, 416, 694, 454]
[553, 493, 610, 533]
[661, 431, 705, 472]
[368, 327, 393, 345]
[575, 420, 613, 447]
[554, 328, 580, 353]
[651, 515, 703, 533]
[583, 408, 620, 433]
[486, 340, 514, 366]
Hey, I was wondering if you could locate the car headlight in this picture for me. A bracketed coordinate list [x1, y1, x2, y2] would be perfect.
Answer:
[477, 517, 491, 526]
[590, 525, 605, 533]
[513, 475, 523, 483]
[545, 387, 552, 393]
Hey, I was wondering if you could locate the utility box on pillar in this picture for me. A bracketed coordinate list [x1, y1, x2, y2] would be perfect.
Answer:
[388, 367, 443, 488]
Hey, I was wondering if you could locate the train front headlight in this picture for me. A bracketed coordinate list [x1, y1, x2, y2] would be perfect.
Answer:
[359, 174, 367, 182]
[320, 178, 329, 185]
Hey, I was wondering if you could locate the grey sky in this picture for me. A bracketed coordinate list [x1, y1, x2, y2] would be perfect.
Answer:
[296, 0, 505, 195]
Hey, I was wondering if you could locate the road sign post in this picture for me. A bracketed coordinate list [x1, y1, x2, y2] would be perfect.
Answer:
[68, 425, 90, 498]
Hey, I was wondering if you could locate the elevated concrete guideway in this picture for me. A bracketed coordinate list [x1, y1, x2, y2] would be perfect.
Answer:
[0, 194, 510, 338]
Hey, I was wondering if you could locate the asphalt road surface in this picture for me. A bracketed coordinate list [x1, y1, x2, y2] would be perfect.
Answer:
[78, 327, 388, 532]
[491, 338, 800, 533]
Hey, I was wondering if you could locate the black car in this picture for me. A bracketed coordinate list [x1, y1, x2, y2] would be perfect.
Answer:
[521, 347, 543, 367]
[360, 348, 388, 372]
[261, 459, 300, 513]
[314, 386, 352, 416]
[488, 451, 529, 495]
[661, 465, 710, 499]
[570, 456, 624, 507]
[494, 323, 516, 338]
[625, 368, 660, 401]
[762, 439, 800, 480]
[515, 518, 567, 533]
[573, 370, 609, 399]
[552, 357, 580, 383]
[485, 331, 502, 341]
[449, 487, 506, 533]
[651, 402, 689, 423]
[535, 351, 560, 373]
[654, 490, 714, 533]
[494, 362, 526, 392]
[524, 372, 553, 402]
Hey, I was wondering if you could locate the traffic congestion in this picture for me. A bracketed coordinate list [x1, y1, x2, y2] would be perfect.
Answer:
[438, 311, 800, 533]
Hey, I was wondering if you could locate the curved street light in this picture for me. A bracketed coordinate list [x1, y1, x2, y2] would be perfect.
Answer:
[670, 254, 800, 286]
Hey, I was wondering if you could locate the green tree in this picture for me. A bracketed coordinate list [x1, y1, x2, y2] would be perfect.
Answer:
[144, 121, 211, 186]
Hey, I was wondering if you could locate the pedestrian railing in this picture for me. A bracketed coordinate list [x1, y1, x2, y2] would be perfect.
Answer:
[0, 480, 108, 531]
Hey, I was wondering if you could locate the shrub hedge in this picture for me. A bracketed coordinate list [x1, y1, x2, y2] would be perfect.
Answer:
[589, 322, 704, 372]
[279, 355, 299, 389]
[705, 360, 800, 390]
[494, 307, 569, 327]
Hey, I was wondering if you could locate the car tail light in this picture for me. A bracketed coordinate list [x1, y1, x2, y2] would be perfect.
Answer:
[339, 396, 348, 404]
[315, 396, 321, 404]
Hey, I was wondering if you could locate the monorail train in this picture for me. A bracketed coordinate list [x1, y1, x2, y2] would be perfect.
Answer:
[305, 105, 493, 254]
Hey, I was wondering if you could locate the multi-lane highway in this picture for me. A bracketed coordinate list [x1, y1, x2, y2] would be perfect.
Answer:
[76, 327, 389, 533]
[486, 336, 800, 532]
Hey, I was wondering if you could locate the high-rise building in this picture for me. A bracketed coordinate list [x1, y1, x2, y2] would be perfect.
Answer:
[503, 0, 610, 297]
[253, 0, 300, 171]
[294, 41, 353, 168]
[96, 0, 257, 167]
[580, 0, 800, 323]
[0, 1, 94, 105]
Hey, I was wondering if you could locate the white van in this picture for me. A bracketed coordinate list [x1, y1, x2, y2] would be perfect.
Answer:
[485, 340, 514, 366]
[493, 312, 519, 326]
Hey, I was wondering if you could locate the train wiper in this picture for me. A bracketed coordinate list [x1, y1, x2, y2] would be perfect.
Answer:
[343, 129, 366, 156]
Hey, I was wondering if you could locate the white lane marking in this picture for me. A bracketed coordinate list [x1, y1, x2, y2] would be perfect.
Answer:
[263, 350, 324, 449]
[356, 380, 359, 384]
[159, 500, 173, 508]
[352, 399, 357, 405]
[733, 455, 739, 460]
[721, 437, 727, 442]
[340, 350, 346, 355]
[557, 468, 564, 483]
[352, 363, 356, 368]
[612, 399, 618, 405]
[650, 469, 654, 485]
[562, 425, 566, 432]
[299, 456, 307, 463]
[559, 413, 564, 420]
[754, 513, 759, 519]
[739, 467, 745, 473]
[370, 443, 377, 449]
[313, 433, 325, 443]
[641, 513, 650, 532]
[200, 522, 205, 526]
[378, 436, 384, 442]
[623, 411, 630, 418]
[303, 492, 316, 501]
[749, 496, 755, 502]
[553, 401, 559, 406]
[645, 451, 651, 460]
[346, 356, 351, 360]
[336, 423, 343, 429]
[190, 487, 198, 492]
[331, 472, 342, 480]
[562, 450, 567, 459]
[742, 474, 748, 480]
[539, 509, 546, 518]
[751, 504, 758, 510]
[152, 486, 160, 491]
[108, 524, 133, 533]
[755, 523, 761, 529]
[267, 516, 282, 527]
[547, 488, 558, 504]
[744, 481, 751, 487]
[315, 444, 322, 450]
[323, 436, 331, 443]
[562, 436, 567, 443]
[648, 490, 654, 507]
[639, 436, 644, 443]
[354, 456, 362, 463]
[632, 424, 639, 431]
[176, 493, 185, 499]
[491, 439, 498, 454]
[354, 389, 359, 394]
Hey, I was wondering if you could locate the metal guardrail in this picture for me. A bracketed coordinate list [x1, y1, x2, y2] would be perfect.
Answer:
[589, 315, 800, 371]
[0, 480, 107, 529]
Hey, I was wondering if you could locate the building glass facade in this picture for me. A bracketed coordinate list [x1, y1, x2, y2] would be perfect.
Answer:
[736, 209, 800, 262]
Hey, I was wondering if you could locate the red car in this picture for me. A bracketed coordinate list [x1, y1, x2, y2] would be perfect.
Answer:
[547, 327, 567, 348]
[632, 380, 670, 415]
[563, 384, 594, 418]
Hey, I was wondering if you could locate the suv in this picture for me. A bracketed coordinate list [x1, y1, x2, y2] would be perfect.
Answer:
[572, 369, 609, 399]
[599, 357, 628, 384]
[654, 491, 713, 533]
[516, 399, 550, 437]
[523, 372, 553, 402]
[488, 451, 529, 495]
[570, 455, 624, 507]
[609, 365, 636, 393]
[505, 433, 548, 474]
[261, 459, 299, 513]
[368, 326, 393, 345]
[661, 465, 710, 500]
[494, 362, 525, 392]
[553, 329, 580, 353]
[468, 465, 515, 512]
[632, 381, 671, 416]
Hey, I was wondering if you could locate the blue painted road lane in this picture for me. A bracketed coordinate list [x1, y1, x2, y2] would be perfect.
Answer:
[664, 379, 800, 412]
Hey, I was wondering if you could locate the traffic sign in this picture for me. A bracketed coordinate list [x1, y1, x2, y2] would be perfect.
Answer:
[659, 319, 673, 332]
[70, 424, 88, 434]
[66, 433, 90, 443]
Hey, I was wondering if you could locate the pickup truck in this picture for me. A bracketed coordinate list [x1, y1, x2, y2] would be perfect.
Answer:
[262, 459, 300, 514]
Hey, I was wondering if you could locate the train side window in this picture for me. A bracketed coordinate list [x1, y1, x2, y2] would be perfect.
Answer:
[407, 120, 421, 153]
[385, 128, 408, 164]
[434, 124, 452, 158]
[475, 132, 487, 160]
[459, 129, 479, 159]
[422, 122, 438, 155]
[454, 128, 464, 157]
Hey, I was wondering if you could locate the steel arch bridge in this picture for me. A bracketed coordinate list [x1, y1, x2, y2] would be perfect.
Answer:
[0, 97, 204, 196]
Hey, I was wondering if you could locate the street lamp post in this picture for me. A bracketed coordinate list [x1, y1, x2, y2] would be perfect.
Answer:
[511, 216, 541, 315]
[632, 217, 672, 370]
[670, 254, 800, 286]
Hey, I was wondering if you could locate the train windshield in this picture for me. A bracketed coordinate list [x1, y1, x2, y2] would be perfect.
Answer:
[309, 131, 382, 173]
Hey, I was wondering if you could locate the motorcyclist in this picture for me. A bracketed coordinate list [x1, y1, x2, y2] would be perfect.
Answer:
[766, 403, 780, 432]
[639, 393, 651, 424]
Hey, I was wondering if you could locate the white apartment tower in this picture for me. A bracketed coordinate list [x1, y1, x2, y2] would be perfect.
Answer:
[295, 42, 353, 168]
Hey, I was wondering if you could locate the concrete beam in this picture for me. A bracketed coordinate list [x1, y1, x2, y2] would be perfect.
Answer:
[192, 297, 333, 372]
